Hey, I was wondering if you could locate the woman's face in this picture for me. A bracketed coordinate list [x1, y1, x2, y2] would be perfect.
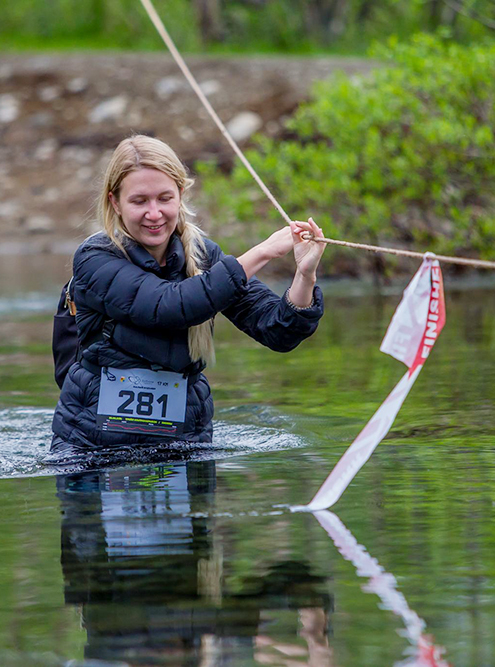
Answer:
[109, 167, 181, 264]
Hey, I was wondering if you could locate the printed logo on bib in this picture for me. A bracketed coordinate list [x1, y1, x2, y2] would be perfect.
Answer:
[96, 366, 188, 437]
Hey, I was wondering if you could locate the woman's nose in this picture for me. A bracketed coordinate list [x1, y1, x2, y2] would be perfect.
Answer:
[146, 201, 162, 220]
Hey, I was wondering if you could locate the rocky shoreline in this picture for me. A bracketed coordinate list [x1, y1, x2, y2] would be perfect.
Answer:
[0, 52, 375, 254]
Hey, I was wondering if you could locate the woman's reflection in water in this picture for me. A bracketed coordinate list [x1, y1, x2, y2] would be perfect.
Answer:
[56, 461, 335, 666]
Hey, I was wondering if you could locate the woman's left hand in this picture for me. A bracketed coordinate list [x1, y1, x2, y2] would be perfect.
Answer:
[290, 218, 326, 279]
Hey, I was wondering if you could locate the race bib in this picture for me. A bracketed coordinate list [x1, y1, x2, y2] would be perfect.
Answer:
[96, 366, 188, 437]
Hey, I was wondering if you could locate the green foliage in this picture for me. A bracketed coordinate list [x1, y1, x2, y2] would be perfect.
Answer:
[0, 0, 202, 52]
[3, 0, 495, 53]
[197, 35, 495, 275]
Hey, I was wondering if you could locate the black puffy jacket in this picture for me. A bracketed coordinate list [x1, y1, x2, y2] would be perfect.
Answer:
[51, 232, 323, 451]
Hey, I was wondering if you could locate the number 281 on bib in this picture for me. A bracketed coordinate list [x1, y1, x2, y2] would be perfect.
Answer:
[96, 366, 188, 437]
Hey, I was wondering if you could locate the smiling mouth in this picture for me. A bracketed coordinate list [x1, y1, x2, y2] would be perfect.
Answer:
[143, 223, 165, 231]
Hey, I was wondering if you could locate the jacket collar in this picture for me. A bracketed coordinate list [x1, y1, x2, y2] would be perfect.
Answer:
[125, 233, 186, 276]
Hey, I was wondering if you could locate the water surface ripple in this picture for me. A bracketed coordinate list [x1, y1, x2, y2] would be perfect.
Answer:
[0, 406, 305, 478]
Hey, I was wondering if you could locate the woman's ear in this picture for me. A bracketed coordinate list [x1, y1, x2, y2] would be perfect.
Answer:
[108, 192, 121, 217]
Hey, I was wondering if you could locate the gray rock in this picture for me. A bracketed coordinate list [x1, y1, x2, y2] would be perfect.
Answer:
[43, 187, 60, 202]
[25, 215, 55, 233]
[177, 126, 195, 142]
[67, 77, 88, 94]
[0, 201, 21, 218]
[127, 110, 143, 126]
[34, 139, 58, 161]
[0, 64, 13, 80]
[225, 111, 263, 142]
[38, 85, 62, 102]
[154, 76, 186, 99]
[199, 79, 221, 97]
[0, 94, 19, 123]
[89, 96, 127, 123]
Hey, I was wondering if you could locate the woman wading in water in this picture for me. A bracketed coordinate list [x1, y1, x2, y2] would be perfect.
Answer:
[50, 135, 325, 457]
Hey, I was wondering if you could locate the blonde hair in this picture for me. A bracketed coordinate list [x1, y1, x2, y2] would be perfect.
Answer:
[98, 135, 215, 366]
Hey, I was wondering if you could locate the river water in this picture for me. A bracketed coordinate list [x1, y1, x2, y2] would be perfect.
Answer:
[1, 254, 495, 666]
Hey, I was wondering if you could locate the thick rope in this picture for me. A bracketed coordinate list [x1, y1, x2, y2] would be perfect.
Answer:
[300, 234, 495, 269]
[138, 0, 495, 270]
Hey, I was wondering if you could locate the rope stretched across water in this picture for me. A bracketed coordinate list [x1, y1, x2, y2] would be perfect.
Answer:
[300, 236, 495, 269]
[138, 0, 495, 270]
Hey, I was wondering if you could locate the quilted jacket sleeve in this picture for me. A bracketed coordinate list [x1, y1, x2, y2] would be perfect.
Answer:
[73, 239, 248, 330]
[201, 239, 324, 352]
[222, 276, 324, 352]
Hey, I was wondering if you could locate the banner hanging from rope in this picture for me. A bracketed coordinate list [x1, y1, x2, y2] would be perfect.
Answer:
[294, 256, 445, 512]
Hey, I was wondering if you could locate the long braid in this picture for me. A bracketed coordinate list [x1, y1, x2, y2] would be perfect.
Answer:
[177, 208, 216, 365]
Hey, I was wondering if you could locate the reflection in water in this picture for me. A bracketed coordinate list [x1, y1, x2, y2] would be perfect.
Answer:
[57, 462, 334, 666]
[313, 511, 451, 667]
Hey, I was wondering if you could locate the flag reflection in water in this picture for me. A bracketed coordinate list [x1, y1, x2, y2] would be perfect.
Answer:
[313, 510, 451, 667]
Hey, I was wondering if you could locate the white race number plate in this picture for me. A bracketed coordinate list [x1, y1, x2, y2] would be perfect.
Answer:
[96, 366, 188, 437]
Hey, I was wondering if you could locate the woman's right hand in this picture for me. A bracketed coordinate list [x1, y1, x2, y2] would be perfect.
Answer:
[290, 218, 326, 279]
[237, 226, 293, 279]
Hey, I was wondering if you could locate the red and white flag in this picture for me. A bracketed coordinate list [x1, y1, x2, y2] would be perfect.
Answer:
[299, 257, 446, 512]
[381, 257, 446, 374]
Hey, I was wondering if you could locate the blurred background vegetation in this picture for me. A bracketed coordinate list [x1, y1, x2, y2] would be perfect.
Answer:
[2, 0, 495, 53]
[3, 1, 495, 275]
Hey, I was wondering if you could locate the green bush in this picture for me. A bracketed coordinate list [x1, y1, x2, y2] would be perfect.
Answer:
[197, 34, 495, 276]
